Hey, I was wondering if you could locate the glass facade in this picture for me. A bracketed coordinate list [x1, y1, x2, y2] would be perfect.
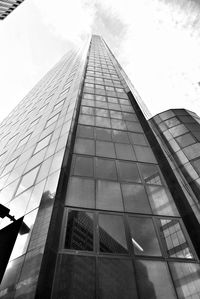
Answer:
[0, 36, 200, 298]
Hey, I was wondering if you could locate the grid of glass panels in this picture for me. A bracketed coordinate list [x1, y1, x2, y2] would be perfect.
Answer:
[53, 36, 200, 299]
[0, 44, 89, 297]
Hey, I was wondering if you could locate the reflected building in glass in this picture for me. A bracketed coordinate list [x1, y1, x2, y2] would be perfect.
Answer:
[0, 35, 200, 298]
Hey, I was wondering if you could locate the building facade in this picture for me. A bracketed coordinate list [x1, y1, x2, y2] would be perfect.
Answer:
[0, 35, 200, 298]
[0, 0, 24, 20]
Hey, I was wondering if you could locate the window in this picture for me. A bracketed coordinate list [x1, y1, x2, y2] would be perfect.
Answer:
[138, 164, 163, 185]
[115, 143, 136, 160]
[96, 141, 116, 158]
[45, 113, 60, 128]
[134, 146, 157, 163]
[95, 158, 117, 180]
[96, 180, 123, 211]
[128, 216, 161, 256]
[117, 161, 141, 182]
[65, 210, 94, 251]
[72, 155, 94, 177]
[176, 133, 195, 148]
[16, 166, 40, 195]
[74, 138, 95, 155]
[33, 134, 51, 155]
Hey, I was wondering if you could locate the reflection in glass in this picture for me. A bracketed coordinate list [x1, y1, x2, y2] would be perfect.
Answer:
[99, 214, 128, 254]
[16, 166, 40, 196]
[136, 260, 177, 299]
[158, 219, 193, 259]
[96, 141, 116, 158]
[146, 185, 179, 216]
[52, 255, 95, 299]
[121, 183, 151, 213]
[117, 161, 141, 182]
[115, 143, 136, 160]
[138, 164, 162, 185]
[169, 262, 200, 299]
[74, 138, 95, 155]
[96, 180, 123, 211]
[99, 258, 138, 299]
[65, 210, 94, 251]
[96, 158, 117, 180]
[129, 216, 161, 256]
[66, 177, 95, 209]
[73, 155, 94, 177]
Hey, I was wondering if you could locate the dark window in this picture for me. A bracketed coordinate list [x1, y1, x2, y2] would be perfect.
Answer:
[117, 161, 141, 182]
[95, 158, 117, 180]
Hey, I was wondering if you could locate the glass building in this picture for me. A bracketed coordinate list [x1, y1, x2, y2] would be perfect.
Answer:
[0, 35, 200, 298]
[0, 0, 24, 20]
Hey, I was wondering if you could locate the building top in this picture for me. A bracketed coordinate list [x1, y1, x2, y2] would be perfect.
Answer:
[0, 0, 24, 20]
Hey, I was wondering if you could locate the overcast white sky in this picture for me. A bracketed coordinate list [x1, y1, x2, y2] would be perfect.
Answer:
[1, 0, 200, 122]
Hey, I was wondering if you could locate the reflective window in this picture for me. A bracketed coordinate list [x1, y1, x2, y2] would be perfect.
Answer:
[169, 262, 200, 299]
[45, 113, 59, 128]
[99, 214, 128, 253]
[128, 216, 161, 256]
[33, 134, 51, 154]
[72, 155, 94, 177]
[117, 161, 141, 182]
[138, 164, 163, 185]
[96, 180, 123, 211]
[129, 132, 147, 146]
[17, 134, 31, 148]
[157, 219, 193, 258]
[121, 183, 151, 213]
[112, 130, 129, 143]
[136, 260, 177, 299]
[16, 166, 40, 195]
[65, 210, 94, 251]
[77, 125, 94, 139]
[134, 146, 157, 163]
[98, 258, 138, 299]
[95, 128, 112, 141]
[146, 185, 179, 216]
[115, 143, 136, 160]
[74, 138, 95, 155]
[95, 158, 117, 180]
[176, 133, 195, 148]
[66, 177, 95, 209]
[96, 141, 116, 158]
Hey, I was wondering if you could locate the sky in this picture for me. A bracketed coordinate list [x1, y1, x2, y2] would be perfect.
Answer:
[1, 0, 200, 122]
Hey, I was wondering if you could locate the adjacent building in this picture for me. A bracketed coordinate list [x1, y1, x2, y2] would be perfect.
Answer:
[0, 0, 24, 20]
[0, 35, 200, 298]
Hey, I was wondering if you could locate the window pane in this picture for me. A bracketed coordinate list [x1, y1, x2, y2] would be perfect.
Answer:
[65, 210, 94, 251]
[136, 260, 177, 299]
[115, 143, 136, 160]
[121, 183, 151, 213]
[176, 133, 195, 148]
[95, 128, 112, 141]
[146, 185, 179, 216]
[95, 158, 117, 180]
[66, 177, 95, 209]
[134, 146, 157, 163]
[138, 163, 163, 185]
[74, 138, 95, 155]
[157, 219, 193, 258]
[73, 155, 94, 177]
[99, 214, 128, 253]
[117, 161, 141, 182]
[16, 166, 40, 195]
[129, 132, 147, 145]
[77, 125, 94, 139]
[169, 262, 200, 299]
[96, 141, 116, 158]
[53, 255, 95, 299]
[98, 258, 138, 299]
[112, 130, 129, 143]
[34, 134, 51, 154]
[128, 216, 161, 256]
[96, 180, 123, 211]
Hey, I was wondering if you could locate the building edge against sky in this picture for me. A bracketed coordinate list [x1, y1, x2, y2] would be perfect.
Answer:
[0, 35, 200, 298]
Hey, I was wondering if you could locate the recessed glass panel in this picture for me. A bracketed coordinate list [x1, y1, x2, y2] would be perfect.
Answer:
[138, 164, 163, 185]
[157, 219, 193, 258]
[98, 258, 138, 299]
[96, 180, 123, 211]
[169, 262, 200, 299]
[66, 177, 95, 208]
[74, 138, 95, 155]
[128, 216, 161, 256]
[65, 210, 94, 251]
[73, 155, 94, 177]
[96, 141, 116, 158]
[95, 158, 117, 180]
[34, 134, 51, 154]
[115, 143, 136, 160]
[176, 133, 195, 148]
[99, 214, 128, 253]
[121, 183, 151, 213]
[136, 260, 177, 299]
[117, 161, 141, 182]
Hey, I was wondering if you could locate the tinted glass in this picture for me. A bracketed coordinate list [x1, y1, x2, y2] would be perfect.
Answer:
[95, 158, 117, 180]
[117, 161, 141, 182]
[138, 164, 163, 185]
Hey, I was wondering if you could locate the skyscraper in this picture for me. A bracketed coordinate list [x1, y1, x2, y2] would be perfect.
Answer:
[0, 35, 200, 298]
[0, 0, 24, 20]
